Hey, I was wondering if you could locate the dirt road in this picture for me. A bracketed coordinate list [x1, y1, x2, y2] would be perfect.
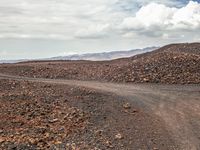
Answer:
[0, 73, 200, 150]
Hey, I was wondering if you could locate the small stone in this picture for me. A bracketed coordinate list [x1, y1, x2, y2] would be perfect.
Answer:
[48, 118, 58, 123]
[123, 103, 131, 109]
[0, 129, 3, 134]
[143, 78, 149, 82]
[115, 133, 123, 139]
[29, 138, 36, 144]
[0, 137, 5, 143]
[105, 140, 113, 148]
[95, 130, 103, 136]
[132, 109, 138, 113]
[54, 141, 62, 145]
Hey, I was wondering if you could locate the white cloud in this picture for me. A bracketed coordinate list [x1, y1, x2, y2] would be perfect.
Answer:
[171, 1, 200, 30]
[0, 0, 200, 59]
[0, 0, 122, 40]
[1, 0, 199, 40]
[120, 1, 200, 35]
[75, 24, 110, 39]
[120, 3, 177, 30]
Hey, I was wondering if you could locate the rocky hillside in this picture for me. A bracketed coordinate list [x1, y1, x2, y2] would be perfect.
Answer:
[0, 43, 199, 84]
[111, 43, 200, 84]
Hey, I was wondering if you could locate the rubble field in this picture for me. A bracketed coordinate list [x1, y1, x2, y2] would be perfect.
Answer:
[0, 42, 200, 149]
[0, 79, 178, 149]
[0, 43, 199, 84]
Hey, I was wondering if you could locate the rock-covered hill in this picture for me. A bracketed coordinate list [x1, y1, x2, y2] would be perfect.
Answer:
[110, 43, 200, 84]
[0, 43, 199, 84]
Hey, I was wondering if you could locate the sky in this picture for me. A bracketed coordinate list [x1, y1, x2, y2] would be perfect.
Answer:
[0, 0, 200, 59]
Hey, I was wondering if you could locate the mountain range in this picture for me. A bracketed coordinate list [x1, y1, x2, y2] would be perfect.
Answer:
[0, 47, 158, 63]
[49, 47, 158, 61]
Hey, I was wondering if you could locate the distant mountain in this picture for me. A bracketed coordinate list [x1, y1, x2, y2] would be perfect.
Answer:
[0, 47, 158, 63]
[49, 47, 158, 61]
[0, 59, 28, 64]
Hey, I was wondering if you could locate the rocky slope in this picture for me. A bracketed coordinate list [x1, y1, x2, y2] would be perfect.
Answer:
[0, 43, 199, 84]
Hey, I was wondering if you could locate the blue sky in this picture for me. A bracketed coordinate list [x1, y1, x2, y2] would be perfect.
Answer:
[0, 0, 200, 59]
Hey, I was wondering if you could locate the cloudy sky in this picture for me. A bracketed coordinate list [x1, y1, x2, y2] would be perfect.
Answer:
[0, 0, 200, 59]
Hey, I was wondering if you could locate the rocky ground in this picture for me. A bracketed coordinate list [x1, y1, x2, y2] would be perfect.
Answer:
[0, 79, 178, 150]
[0, 43, 199, 84]
[0, 42, 200, 149]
